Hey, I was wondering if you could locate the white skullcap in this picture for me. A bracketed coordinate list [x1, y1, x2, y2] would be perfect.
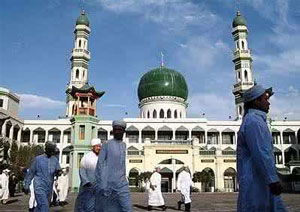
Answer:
[91, 138, 101, 146]
[112, 120, 126, 129]
[3, 169, 10, 173]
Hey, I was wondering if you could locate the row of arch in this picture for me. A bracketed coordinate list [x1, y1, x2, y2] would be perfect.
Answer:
[141, 109, 184, 119]
[128, 166, 237, 192]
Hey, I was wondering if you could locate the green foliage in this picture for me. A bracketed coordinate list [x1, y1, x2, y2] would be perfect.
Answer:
[1, 142, 44, 181]
[191, 187, 200, 192]
[132, 171, 153, 189]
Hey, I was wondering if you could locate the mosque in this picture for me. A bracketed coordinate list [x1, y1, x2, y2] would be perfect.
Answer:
[1, 11, 300, 193]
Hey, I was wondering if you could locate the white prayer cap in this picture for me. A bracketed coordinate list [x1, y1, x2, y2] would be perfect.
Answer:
[112, 120, 126, 129]
[91, 138, 101, 146]
[3, 169, 10, 173]
[155, 166, 161, 170]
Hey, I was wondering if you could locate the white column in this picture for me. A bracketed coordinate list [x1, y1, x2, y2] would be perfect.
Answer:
[280, 132, 285, 164]
[138, 130, 142, 143]
[188, 130, 192, 140]
[1, 120, 7, 136]
[17, 129, 22, 145]
[235, 132, 238, 145]
[172, 130, 175, 140]
[30, 130, 34, 144]
[45, 130, 49, 142]
[9, 126, 14, 141]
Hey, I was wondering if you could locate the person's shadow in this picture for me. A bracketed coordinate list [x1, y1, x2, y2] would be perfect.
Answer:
[133, 204, 179, 211]
[4, 199, 19, 204]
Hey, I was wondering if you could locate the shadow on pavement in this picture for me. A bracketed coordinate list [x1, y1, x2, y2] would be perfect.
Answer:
[4, 199, 19, 205]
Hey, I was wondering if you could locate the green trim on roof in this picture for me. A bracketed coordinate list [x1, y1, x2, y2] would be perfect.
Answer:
[66, 84, 105, 98]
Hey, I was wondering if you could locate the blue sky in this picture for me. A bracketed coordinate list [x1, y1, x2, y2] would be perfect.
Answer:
[0, 0, 299, 121]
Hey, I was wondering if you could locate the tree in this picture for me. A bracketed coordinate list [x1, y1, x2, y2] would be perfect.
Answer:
[1, 142, 44, 181]
[193, 170, 215, 192]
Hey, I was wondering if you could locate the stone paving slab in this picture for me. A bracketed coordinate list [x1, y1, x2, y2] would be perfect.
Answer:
[0, 192, 299, 211]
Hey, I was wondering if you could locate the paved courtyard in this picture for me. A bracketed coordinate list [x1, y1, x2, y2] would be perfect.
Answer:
[0, 192, 299, 211]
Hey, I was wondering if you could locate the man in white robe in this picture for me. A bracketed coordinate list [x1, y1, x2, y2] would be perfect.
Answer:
[58, 167, 69, 206]
[177, 166, 193, 211]
[0, 169, 10, 204]
[148, 167, 166, 211]
[74, 138, 101, 212]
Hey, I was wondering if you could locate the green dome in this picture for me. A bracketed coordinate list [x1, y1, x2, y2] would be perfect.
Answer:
[232, 11, 247, 27]
[138, 66, 188, 101]
[76, 11, 89, 26]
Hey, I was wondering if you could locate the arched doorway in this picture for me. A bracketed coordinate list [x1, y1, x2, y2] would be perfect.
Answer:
[224, 168, 237, 192]
[284, 147, 298, 165]
[129, 168, 139, 187]
[160, 167, 173, 192]
[200, 168, 215, 192]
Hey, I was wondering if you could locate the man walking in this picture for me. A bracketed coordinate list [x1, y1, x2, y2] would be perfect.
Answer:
[95, 120, 132, 212]
[0, 169, 10, 204]
[74, 138, 101, 212]
[23, 141, 61, 212]
[237, 84, 287, 211]
[177, 166, 193, 211]
[148, 167, 166, 211]
[57, 167, 69, 206]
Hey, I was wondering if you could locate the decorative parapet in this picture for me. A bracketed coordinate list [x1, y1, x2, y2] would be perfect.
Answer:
[139, 95, 188, 108]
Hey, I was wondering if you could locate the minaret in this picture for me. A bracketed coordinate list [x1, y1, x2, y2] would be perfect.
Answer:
[66, 11, 105, 191]
[232, 11, 254, 119]
[66, 10, 91, 117]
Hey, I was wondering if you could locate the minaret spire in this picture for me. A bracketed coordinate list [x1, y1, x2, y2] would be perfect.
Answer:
[231, 10, 254, 120]
[160, 52, 164, 67]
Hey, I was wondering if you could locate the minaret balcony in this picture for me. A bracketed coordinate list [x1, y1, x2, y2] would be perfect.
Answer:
[232, 49, 251, 61]
[71, 49, 90, 60]
[233, 82, 254, 93]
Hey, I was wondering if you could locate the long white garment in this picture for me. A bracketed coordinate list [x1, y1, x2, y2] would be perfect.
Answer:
[148, 172, 164, 206]
[57, 172, 69, 202]
[0, 173, 9, 200]
[29, 179, 37, 208]
[177, 170, 193, 204]
[51, 178, 59, 202]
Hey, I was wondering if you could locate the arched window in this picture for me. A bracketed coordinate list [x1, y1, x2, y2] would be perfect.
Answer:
[84, 41, 86, 48]
[237, 71, 241, 81]
[236, 41, 239, 49]
[180, 112, 182, 118]
[241, 41, 245, 49]
[239, 106, 242, 115]
[174, 110, 177, 119]
[244, 70, 248, 82]
[79, 40, 82, 48]
[153, 110, 157, 118]
[167, 109, 171, 118]
[82, 70, 85, 79]
[159, 109, 164, 118]
[76, 69, 79, 79]
[147, 111, 150, 118]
